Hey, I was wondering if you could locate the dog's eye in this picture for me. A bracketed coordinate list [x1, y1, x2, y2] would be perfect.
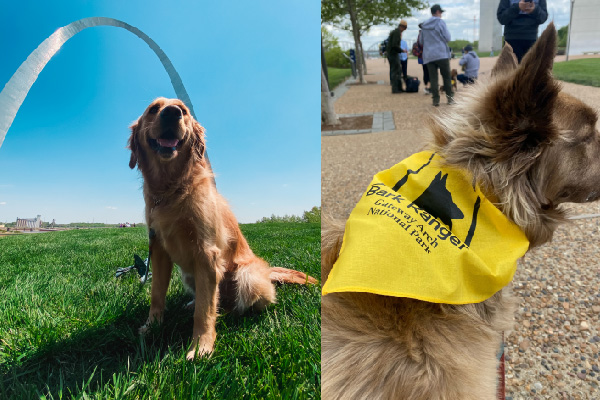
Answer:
[149, 105, 160, 114]
[181, 108, 188, 115]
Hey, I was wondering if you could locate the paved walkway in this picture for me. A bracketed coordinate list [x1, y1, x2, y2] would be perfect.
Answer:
[322, 55, 600, 399]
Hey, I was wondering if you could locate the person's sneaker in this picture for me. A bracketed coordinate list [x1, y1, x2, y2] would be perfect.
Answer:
[424, 87, 430, 95]
[433, 103, 440, 107]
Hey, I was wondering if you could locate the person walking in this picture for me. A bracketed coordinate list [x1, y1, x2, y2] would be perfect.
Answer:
[457, 45, 480, 85]
[497, 0, 548, 63]
[419, 4, 453, 106]
[387, 20, 408, 93]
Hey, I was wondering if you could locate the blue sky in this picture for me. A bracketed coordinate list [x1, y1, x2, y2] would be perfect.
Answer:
[0, 1, 319, 224]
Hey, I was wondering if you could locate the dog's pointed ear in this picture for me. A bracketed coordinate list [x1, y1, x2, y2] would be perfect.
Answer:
[192, 120, 206, 160]
[483, 23, 560, 162]
[491, 42, 518, 77]
[128, 120, 140, 169]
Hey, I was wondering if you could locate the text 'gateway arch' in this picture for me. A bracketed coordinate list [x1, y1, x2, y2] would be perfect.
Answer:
[0, 17, 200, 153]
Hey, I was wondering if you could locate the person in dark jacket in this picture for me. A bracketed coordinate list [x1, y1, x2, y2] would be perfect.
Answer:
[387, 20, 407, 93]
[497, 0, 548, 63]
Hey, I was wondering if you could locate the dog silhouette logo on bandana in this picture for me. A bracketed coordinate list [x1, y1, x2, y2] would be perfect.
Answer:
[322, 151, 530, 304]
[413, 172, 464, 230]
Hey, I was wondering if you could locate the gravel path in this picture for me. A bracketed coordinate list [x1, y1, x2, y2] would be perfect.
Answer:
[322, 55, 600, 399]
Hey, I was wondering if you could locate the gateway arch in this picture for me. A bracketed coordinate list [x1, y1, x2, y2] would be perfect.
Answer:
[480, 0, 503, 53]
[0, 17, 201, 157]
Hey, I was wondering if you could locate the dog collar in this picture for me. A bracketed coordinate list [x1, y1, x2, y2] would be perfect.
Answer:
[322, 151, 530, 304]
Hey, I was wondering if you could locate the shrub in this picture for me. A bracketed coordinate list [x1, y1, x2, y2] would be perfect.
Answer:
[257, 207, 321, 224]
[325, 47, 351, 69]
[302, 207, 321, 223]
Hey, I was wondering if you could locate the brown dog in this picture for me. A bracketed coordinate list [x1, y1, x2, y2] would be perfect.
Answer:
[322, 24, 600, 399]
[440, 69, 458, 94]
[128, 97, 316, 360]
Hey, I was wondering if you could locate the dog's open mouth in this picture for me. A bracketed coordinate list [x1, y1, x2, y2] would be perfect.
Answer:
[149, 137, 182, 158]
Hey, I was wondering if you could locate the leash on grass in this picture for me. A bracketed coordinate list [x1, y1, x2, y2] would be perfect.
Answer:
[115, 229, 155, 284]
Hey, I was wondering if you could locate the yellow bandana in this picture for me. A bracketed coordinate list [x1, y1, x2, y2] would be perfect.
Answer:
[322, 151, 530, 304]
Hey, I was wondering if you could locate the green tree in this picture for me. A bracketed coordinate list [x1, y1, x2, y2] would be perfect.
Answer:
[322, 26, 340, 52]
[557, 24, 568, 48]
[322, 0, 427, 83]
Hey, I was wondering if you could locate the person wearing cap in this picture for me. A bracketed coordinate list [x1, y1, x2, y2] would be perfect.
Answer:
[497, 0, 548, 63]
[386, 20, 408, 94]
[457, 44, 480, 85]
[418, 4, 453, 106]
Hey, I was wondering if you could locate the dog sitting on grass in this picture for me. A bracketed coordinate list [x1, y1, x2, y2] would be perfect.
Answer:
[322, 23, 600, 399]
[128, 98, 317, 360]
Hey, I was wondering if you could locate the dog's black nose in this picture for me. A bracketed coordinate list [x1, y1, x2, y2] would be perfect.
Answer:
[160, 105, 183, 123]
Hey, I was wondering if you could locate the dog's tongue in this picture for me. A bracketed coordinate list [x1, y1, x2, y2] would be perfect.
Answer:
[157, 138, 179, 148]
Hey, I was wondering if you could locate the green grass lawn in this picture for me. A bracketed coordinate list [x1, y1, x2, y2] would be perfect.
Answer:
[326, 67, 352, 90]
[553, 58, 600, 87]
[0, 224, 320, 399]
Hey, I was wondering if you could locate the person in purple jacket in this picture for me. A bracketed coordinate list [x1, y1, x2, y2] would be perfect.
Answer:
[418, 4, 453, 107]
[497, 0, 548, 63]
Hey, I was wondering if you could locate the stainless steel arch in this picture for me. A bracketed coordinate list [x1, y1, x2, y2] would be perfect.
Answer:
[0, 17, 198, 151]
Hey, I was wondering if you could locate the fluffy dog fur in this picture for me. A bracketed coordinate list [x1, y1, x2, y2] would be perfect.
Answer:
[128, 98, 316, 360]
[322, 24, 600, 399]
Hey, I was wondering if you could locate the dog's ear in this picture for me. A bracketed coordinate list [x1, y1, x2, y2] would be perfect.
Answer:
[128, 120, 140, 169]
[192, 120, 206, 161]
[483, 23, 560, 163]
[491, 42, 518, 77]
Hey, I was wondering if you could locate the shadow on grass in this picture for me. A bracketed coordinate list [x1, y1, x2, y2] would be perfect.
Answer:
[0, 291, 276, 399]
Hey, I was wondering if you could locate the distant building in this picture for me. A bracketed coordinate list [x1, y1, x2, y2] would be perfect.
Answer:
[567, 0, 600, 56]
[16, 215, 42, 230]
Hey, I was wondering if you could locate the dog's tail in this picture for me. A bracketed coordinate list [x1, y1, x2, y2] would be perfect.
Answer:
[269, 267, 318, 285]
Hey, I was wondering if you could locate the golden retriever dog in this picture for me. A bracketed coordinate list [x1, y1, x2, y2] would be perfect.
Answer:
[128, 97, 316, 360]
[322, 24, 600, 399]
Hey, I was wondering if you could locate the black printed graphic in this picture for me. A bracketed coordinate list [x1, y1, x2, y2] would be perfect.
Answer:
[392, 152, 436, 192]
[464, 196, 481, 246]
[413, 172, 464, 230]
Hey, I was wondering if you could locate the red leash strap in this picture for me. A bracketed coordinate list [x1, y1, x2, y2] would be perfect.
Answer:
[497, 332, 506, 399]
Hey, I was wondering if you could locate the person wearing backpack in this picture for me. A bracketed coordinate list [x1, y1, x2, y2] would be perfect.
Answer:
[386, 20, 407, 94]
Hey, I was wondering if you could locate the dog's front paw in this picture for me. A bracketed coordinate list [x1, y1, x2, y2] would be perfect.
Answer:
[186, 335, 215, 360]
[186, 343, 214, 360]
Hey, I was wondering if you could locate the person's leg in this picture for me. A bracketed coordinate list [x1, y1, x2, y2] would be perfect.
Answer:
[438, 58, 454, 103]
[422, 63, 430, 93]
[456, 74, 468, 85]
[427, 62, 440, 105]
[389, 56, 401, 93]
[505, 38, 536, 63]
[399, 60, 408, 91]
